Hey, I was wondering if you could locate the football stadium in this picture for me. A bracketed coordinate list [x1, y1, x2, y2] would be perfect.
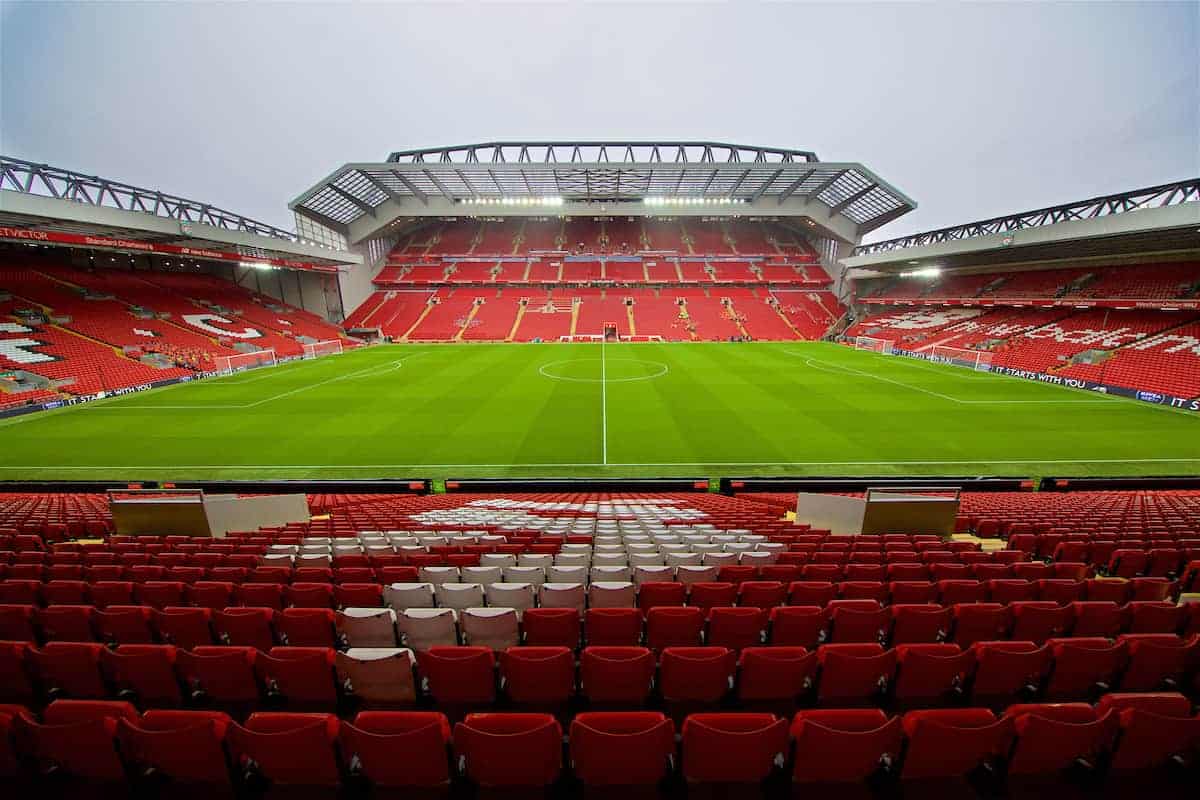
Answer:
[1, 3, 1198, 797]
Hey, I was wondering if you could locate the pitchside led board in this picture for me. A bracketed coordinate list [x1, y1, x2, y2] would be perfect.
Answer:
[109, 489, 309, 537]
[796, 487, 960, 537]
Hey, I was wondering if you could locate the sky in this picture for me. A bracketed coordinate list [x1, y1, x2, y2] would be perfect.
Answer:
[1, 1, 1197, 243]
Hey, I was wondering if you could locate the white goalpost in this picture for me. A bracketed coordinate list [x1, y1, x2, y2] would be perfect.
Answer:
[213, 349, 276, 375]
[303, 339, 344, 359]
[854, 336, 894, 355]
[928, 345, 994, 372]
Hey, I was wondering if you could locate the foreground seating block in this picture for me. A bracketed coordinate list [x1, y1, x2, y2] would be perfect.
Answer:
[338, 711, 452, 787]
[790, 709, 903, 783]
[454, 713, 563, 788]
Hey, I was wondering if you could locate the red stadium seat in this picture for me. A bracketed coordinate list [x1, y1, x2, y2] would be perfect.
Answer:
[499, 646, 575, 706]
[581, 646, 655, 704]
[28, 641, 107, 698]
[176, 646, 260, 707]
[227, 712, 341, 785]
[18, 699, 138, 780]
[523, 607, 581, 648]
[415, 646, 495, 706]
[659, 646, 736, 704]
[585, 607, 642, 646]
[454, 713, 562, 787]
[680, 713, 788, 783]
[893, 643, 973, 708]
[790, 709, 903, 783]
[117, 709, 232, 784]
[256, 647, 338, 706]
[900, 708, 1015, 780]
[816, 643, 896, 707]
[101, 644, 182, 707]
[645, 606, 704, 651]
[1004, 702, 1118, 776]
[569, 711, 675, 786]
[338, 711, 452, 787]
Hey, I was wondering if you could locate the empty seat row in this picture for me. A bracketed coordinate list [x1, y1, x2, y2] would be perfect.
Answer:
[4, 636, 1196, 713]
[3, 696, 1197, 787]
[5, 599, 1199, 651]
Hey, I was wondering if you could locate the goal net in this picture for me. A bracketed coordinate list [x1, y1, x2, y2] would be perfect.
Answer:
[928, 345, 994, 372]
[855, 336, 894, 355]
[213, 349, 276, 375]
[303, 339, 343, 359]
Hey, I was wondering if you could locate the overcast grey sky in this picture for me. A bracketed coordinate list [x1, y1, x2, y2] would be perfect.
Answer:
[2, 1, 1196, 242]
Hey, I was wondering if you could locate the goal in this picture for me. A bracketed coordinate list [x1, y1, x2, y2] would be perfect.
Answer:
[303, 339, 344, 359]
[854, 336, 894, 355]
[213, 349, 276, 374]
[928, 345, 994, 372]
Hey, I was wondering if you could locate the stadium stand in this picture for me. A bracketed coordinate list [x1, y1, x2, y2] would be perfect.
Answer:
[1, 253, 354, 401]
[0, 489, 1197, 790]
[357, 219, 843, 342]
[845, 257, 1200, 398]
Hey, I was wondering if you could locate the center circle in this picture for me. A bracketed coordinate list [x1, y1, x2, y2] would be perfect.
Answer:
[538, 358, 669, 383]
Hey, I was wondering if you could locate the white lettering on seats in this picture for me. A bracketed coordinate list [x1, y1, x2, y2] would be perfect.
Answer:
[182, 314, 262, 339]
[1127, 334, 1200, 356]
[0, 338, 55, 364]
[873, 309, 982, 330]
[0, 322, 34, 334]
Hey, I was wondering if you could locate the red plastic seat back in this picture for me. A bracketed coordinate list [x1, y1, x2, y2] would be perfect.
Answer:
[659, 647, 736, 703]
[227, 712, 340, 785]
[580, 646, 655, 703]
[499, 646, 575, 704]
[901, 709, 1015, 779]
[569, 712, 675, 786]
[338, 712, 451, 787]
[117, 710, 232, 783]
[681, 713, 788, 783]
[454, 713, 562, 787]
[415, 646, 495, 704]
[791, 709, 903, 782]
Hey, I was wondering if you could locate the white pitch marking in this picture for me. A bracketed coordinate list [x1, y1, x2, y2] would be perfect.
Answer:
[601, 338, 608, 465]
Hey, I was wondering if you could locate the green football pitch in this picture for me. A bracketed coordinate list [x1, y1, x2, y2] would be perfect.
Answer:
[1, 341, 1196, 480]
